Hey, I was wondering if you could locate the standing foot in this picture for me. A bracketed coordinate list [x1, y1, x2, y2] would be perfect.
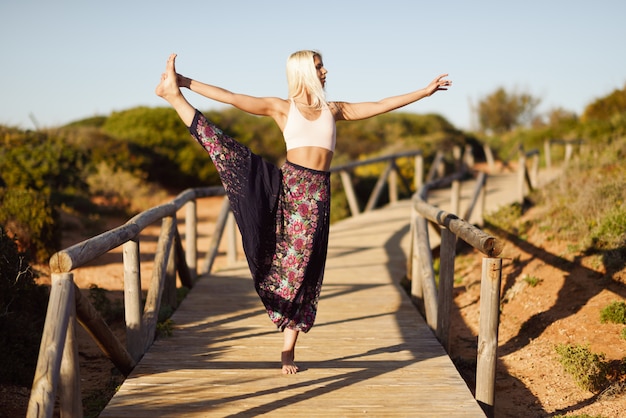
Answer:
[281, 350, 299, 374]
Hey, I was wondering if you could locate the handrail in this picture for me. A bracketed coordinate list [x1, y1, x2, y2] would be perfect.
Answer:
[329, 147, 472, 217]
[50, 187, 224, 273]
[544, 138, 584, 169]
[407, 140, 572, 417]
[330, 149, 424, 216]
[409, 168, 503, 417]
[28, 186, 228, 418]
[28, 148, 456, 418]
[27, 142, 570, 417]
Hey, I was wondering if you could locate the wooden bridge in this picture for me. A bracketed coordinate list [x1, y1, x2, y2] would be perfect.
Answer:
[27, 142, 573, 417]
[100, 199, 484, 417]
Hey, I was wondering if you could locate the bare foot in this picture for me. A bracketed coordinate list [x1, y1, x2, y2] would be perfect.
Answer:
[155, 53, 183, 101]
[281, 350, 299, 374]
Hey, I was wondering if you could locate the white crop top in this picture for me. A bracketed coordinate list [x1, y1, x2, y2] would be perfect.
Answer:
[283, 99, 336, 152]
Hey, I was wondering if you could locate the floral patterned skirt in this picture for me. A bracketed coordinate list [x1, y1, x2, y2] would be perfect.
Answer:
[189, 110, 330, 332]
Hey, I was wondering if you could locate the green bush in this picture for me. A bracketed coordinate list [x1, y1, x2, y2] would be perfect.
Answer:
[555, 343, 609, 392]
[101, 106, 222, 188]
[600, 301, 626, 324]
[0, 226, 49, 386]
[0, 131, 89, 201]
[533, 136, 626, 263]
[86, 162, 167, 213]
[0, 188, 59, 262]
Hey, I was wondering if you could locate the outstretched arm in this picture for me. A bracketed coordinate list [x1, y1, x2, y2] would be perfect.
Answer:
[333, 73, 452, 121]
[177, 71, 285, 119]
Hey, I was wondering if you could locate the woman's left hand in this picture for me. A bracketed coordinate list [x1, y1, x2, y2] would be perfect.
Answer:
[425, 74, 452, 96]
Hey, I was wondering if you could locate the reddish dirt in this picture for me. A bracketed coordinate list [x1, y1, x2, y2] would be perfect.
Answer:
[4, 195, 625, 417]
[450, 206, 626, 417]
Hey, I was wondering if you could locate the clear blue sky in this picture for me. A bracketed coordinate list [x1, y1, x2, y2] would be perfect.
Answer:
[2, 0, 625, 131]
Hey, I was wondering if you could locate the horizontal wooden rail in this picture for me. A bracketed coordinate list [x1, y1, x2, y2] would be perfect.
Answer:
[50, 187, 225, 273]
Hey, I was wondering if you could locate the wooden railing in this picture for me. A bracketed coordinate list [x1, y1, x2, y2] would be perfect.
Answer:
[330, 146, 475, 217]
[27, 148, 462, 417]
[27, 141, 572, 417]
[408, 168, 503, 416]
[407, 141, 573, 417]
[330, 150, 424, 216]
[27, 187, 230, 418]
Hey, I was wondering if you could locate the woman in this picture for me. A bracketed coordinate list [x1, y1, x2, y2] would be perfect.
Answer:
[155, 51, 451, 374]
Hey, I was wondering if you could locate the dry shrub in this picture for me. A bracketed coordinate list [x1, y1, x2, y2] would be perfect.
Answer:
[86, 162, 167, 213]
[537, 137, 626, 254]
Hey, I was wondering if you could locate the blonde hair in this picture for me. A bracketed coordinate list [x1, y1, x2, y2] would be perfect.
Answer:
[286, 50, 326, 109]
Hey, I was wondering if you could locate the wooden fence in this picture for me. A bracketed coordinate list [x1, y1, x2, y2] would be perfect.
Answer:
[26, 149, 450, 418]
[407, 139, 578, 417]
[27, 187, 230, 418]
[26, 138, 577, 417]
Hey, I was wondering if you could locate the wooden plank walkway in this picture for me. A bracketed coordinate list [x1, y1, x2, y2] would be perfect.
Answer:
[100, 168, 562, 417]
[100, 199, 485, 417]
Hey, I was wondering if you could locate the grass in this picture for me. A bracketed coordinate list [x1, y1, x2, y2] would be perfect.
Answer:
[523, 275, 542, 287]
[534, 138, 626, 262]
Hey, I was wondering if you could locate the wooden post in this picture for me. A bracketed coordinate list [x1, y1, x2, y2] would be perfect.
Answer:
[388, 160, 398, 204]
[427, 150, 444, 182]
[74, 286, 135, 376]
[410, 208, 423, 301]
[530, 153, 539, 188]
[565, 142, 573, 163]
[27, 273, 73, 418]
[227, 212, 238, 266]
[365, 160, 393, 212]
[517, 153, 526, 203]
[476, 257, 503, 418]
[185, 199, 197, 281]
[58, 294, 82, 417]
[202, 197, 230, 274]
[451, 180, 461, 216]
[143, 216, 175, 351]
[123, 238, 143, 361]
[174, 230, 193, 289]
[463, 172, 487, 224]
[453, 145, 462, 172]
[464, 144, 474, 169]
[483, 144, 495, 173]
[339, 170, 360, 216]
[164, 218, 178, 310]
[415, 216, 438, 330]
[414, 154, 423, 192]
[436, 227, 456, 352]
[478, 174, 487, 225]
[407, 208, 415, 281]
[544, 140, 552, 170]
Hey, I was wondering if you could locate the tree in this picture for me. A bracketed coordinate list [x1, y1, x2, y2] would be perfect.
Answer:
[582, 83, 626, 122]
[475, 87, 541, 135]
